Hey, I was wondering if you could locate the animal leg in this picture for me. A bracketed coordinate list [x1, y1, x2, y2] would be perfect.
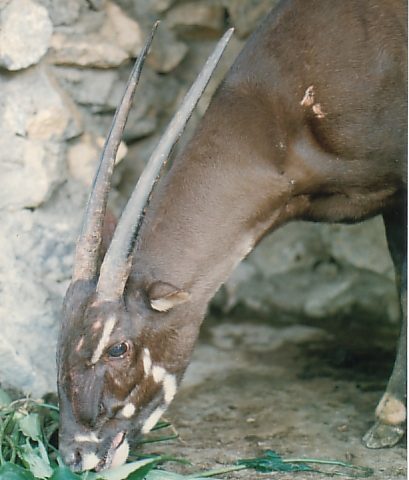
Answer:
[363, 204, 407, 448]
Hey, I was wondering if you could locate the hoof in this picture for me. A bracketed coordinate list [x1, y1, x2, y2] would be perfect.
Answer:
[363, 420, 405, 449]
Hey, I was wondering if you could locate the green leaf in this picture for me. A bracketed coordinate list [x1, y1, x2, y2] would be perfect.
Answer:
[19, 441, 53, 479]
[18, 414, 42, 441]
[88, 458, 158, 480]
[0, 462, 36, 479]
[0, 388, 12, 407]
[236, 450, 312, 473]
[50, 466, 83, 480]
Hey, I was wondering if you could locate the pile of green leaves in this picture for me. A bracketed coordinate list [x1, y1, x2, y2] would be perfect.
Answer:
[0, 389, 373, 480]
[0, 389, 213, 480]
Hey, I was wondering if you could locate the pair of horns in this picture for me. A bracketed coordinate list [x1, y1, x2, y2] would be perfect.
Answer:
[72, 22, 234, 302]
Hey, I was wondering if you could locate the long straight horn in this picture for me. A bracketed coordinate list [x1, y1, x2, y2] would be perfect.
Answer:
[96, 28, 235, 301]
[72, 22, 159, 282]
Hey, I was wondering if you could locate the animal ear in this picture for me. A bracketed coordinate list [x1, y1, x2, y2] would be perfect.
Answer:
[148, 281, 191, 312]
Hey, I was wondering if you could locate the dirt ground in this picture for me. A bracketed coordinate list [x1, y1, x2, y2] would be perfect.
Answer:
[142, 315, 407, 480]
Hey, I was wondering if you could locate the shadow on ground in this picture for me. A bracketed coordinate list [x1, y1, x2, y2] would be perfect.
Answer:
[143, 314, 406, 480]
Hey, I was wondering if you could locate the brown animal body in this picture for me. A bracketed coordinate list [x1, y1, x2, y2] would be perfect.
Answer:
[58, 0, 407, 472]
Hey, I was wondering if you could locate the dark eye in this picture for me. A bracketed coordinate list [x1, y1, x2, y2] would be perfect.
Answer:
[107, 342, 129, 358]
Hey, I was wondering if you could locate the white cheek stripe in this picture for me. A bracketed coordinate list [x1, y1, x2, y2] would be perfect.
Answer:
[121, 403, 136, 418]
[74, 433, 100, 443]
[152, 365, 166, 383]
[82, 452, 100, 471]
[163, 373, 177, 404]
[143, 348, 152, 375]
[111, 439, 130, 468]
[91, 316, 116, 364]
[142, 406, 165, 434]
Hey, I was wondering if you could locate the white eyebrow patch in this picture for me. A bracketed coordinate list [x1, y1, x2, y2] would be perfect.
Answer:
[143, 348, 152, 375]
[82, 452, 100, 471]
[141, 406, 165, 434]
[74, 432, 100, 443]
[152, 365, 166, 383]
[121, 403, 136, 418]
[91, 316, 116, 364]
[163, 373, 177, 404]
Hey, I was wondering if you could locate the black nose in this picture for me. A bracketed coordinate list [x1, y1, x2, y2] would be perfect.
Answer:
[61, 448, 83, 472]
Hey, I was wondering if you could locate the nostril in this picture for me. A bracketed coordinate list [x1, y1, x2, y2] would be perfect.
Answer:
[64, 449, 83, 472]
[73, 449, 82, 470]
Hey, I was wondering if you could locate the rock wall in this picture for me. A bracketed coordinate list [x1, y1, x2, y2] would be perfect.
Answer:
[0, 0, 399, 396]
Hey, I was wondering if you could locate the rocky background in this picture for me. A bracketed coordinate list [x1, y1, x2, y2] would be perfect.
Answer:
[0, 0, 399, 396]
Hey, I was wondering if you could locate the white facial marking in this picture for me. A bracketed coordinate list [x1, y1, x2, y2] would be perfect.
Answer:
[91, 316, 116, 364]
[82, 452, 100, 471]
[142, 406, 165, 434]
[75, 337, 84, 352]
[74, 433, 100, 443]
[152, 365, 166, 383]
[92, 320, 102, 331]
[121, 403, 136, 418]
[143, 348, 152, 375]
[111, 439, 129, 468]
[163, 373, 177, 404]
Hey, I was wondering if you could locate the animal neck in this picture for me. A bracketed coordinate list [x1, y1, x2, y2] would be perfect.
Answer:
[129, 88, 296, 306]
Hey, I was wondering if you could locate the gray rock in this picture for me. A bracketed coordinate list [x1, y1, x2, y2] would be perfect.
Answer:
[223, 0, 278, 38]
[0, 182, 86, 396]
[0, 0, 53, 70]
[36, 0, 80, 26]
[147, 23, 188, 73]
[50, 32, 129, 68]
[166, 2, 225, 38]
[0, 65, 81, 209]
[214, 219, 399, 327]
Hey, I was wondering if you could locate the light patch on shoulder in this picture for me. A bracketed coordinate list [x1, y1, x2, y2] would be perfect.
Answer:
[91, 316, 116, 364]
[121, 403, 136, 418]
[300, 85, 315, 107]
[74, 432, 100, 443]
[312, 103, 326, 118]
[152, 365, 166, 383]
[111, 439, 129, 468]
[143, 348, 152, 375]
[163, 373, 177, 404]
[142, 406, 165, 434]
[82, 452, 100, 471]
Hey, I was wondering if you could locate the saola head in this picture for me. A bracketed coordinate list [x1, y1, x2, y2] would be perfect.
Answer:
[56, 26, 234, 472]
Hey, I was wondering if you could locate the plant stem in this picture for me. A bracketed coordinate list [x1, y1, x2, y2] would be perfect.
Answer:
[187, 465, 247, 478]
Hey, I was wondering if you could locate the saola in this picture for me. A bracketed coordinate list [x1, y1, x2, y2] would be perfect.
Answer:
[57, 0, 407, 472]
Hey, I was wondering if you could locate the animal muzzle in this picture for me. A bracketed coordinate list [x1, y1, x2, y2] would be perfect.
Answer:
[59, 429, 129, 472]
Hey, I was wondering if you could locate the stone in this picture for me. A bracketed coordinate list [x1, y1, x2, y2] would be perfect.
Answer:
[147, 23, 188, 73]
[0, 66, 81, 209]
[68, 133, 127, 187]
[166, 2, 225, 38]
[53, 67, 120, 112]
[0, 0, 53, 70]
[115, 0, 178, 16]
[213, 219, 399, 327]
[101, 1, 143, 57]
[50, 32, 129, 68]
[36, 0, 80, 26]
[223, 0, 278, 38]
[0, 182, 86, 397]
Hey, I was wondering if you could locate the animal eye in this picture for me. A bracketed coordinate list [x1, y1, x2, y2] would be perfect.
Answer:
[107, 342, 129, 358]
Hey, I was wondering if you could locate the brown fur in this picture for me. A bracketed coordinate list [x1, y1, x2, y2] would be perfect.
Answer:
[58, 0, 407, 471]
